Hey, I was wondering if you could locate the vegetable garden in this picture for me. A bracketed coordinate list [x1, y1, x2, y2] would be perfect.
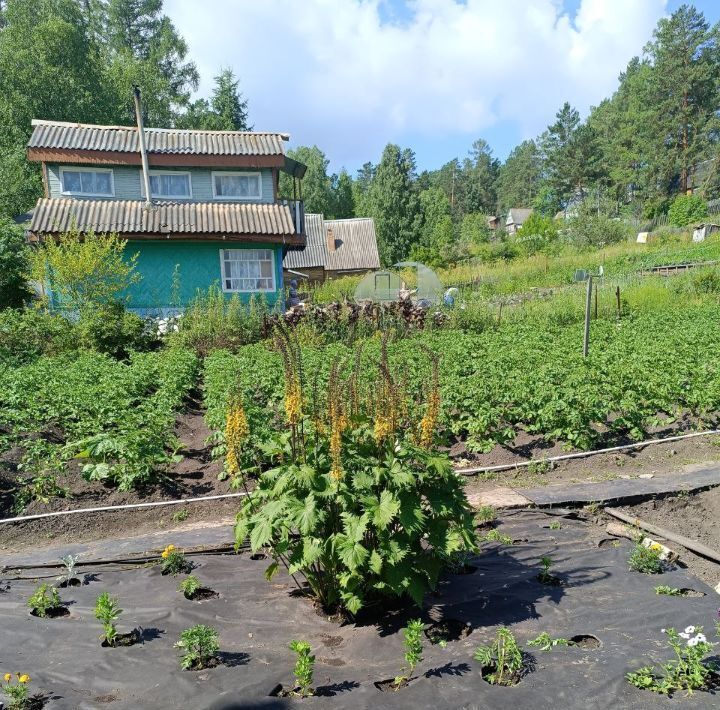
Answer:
[3, 242, 720, 708]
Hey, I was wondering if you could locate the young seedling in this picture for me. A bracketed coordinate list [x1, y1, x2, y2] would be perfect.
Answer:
[474, 627, 524, 686]
[27, 583, 63, 618]
[95, 592, 122, 646]
[655, 585, 683, 596]
[2, 672, 32, 710]
[179, 575, 202, 599]
[289, 640, 315, 697]
[479, 529, 514, 545]
[176, 625, 219, 670]
[57, 553, 81, 587]
[172, 509, 189, 523]
[528, 632, 570, 652]
[160, 544, 193, 575]
[394, 619, 424, 689]
[549, 520, 562, 531]
[628, 542, 664, 574]
[626, 625, 715, 695]
[538, 556, 554, 583]
[475, 505, 497, 526]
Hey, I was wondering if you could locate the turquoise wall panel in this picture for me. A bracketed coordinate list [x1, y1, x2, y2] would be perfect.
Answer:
[47, 164, 275, 203]
[122, 240, 285, 312]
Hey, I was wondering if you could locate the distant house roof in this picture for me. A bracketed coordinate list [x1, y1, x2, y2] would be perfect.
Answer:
[27, 198, 305, 245]
[325, 218, 380, 272]
[283, 215, 380, 273]
[26, 119, 306, 175]
[506, 208, 533, 225]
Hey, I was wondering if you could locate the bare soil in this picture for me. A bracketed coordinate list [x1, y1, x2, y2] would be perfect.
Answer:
[462, 431, 720, 496]
[615, 487, 720, 588]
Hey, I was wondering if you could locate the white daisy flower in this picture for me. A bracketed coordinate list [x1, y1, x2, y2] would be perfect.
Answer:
[687, 637, 699, 647]
[679, 632, 690, 639]
[684, 626, 696, 634]
[695, 633, 706, 643]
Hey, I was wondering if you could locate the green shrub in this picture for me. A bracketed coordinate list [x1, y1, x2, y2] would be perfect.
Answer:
[171, 286, 269, 355]
[235, 331, 476, 615]
[474, 627, 524, 686]
[0, 308, 75, 365]
[77, 301, 148, 358]
[0, 215, 31, 309]
[27, 584, 62, 617]
[564, 212, 631, 248]
[94, 592, 122, 646]
[289, 640, 315, 697]
[667, 194, 707, 227]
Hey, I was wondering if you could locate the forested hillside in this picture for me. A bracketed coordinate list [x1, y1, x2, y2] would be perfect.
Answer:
[1, 2, 719, 267]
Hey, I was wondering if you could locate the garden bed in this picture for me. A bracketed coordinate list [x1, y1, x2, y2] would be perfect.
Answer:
[2, 510, 719, 708]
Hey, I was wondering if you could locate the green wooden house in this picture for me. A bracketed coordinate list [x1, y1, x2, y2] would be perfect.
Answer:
[26, 119, 307, 314]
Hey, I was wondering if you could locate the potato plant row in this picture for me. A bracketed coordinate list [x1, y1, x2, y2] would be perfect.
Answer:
[203, 303, 720, 455]
[0, 347, 198, 493]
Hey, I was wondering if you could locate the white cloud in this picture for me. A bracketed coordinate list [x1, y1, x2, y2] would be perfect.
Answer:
[165, 0, 667, 167]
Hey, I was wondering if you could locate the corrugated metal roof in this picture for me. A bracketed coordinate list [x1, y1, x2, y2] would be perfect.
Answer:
[282, 213, 326, 268]
[283, 215, 380, 272]
[325, 218, 381, 272]
[29, 198, 299, 238]
[506, 208, 533, 225]
[28, 120, 289, 157]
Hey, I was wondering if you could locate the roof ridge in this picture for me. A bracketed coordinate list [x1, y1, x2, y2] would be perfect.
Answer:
[31, 118, 289, 139]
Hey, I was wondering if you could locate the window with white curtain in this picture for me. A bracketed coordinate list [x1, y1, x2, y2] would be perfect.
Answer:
[213, 172, 262, 199]
[60, 168, 114, 196]
[148, 171, 192, 199]
[220, 249, 275, 292]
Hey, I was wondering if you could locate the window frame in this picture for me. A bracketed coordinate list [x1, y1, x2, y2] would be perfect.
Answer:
[142, 170, 193, 200]
[219, 248, 276, 294]
[211, 171, 263, 201]
[59, 166, 115, 197]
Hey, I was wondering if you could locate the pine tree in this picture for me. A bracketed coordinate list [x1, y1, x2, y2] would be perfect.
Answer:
[642, 4, 720, 194]
[280, 146, 333, 216]
[496, 140, 542, 212]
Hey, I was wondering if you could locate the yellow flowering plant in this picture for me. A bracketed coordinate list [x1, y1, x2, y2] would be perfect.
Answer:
[160, 544, 193, 575]
[235, 330, 476, 616]
[2, 672, 31, 709]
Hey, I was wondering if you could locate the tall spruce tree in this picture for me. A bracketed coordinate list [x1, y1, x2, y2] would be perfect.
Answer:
[178, 68, 251, 130]
[365, 144, 420, 265]
[330, 169, 355, 219]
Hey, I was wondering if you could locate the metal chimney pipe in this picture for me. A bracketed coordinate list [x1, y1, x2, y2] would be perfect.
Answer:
[133, 86, 153, 208]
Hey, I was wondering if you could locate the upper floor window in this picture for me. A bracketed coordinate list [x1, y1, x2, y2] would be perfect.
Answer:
[60, 167, 114, 197]
[213, 172, 262, 200]
[148, 171, 192, 199]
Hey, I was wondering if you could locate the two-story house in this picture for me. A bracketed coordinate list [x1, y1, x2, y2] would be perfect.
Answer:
[25, 118, 307, 313]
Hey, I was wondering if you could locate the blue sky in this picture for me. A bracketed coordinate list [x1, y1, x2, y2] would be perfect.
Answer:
[167, 0, 720, 174]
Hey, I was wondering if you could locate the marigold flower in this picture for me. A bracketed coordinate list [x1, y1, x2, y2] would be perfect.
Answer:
[3, 672, 11, 682]
[18, 674, 30, 683]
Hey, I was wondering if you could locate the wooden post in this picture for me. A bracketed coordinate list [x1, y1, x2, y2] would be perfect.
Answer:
[594, 282, 598, 319]
[616, 286, 621, 318]
[583, 275, 593, 358]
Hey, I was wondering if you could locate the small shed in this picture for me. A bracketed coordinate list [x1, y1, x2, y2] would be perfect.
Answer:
[505, 208, 532, 234]
[692, 223, 720, 243]
[283, 214, 380, 283]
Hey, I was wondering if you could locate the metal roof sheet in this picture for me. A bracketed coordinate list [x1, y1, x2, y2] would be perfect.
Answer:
[282, 213, 327, 268]
[283, 215, 380, 273]
[29, 198, 299, 239]
[28, 120, 289, 157]
[325, 218, 381, 272]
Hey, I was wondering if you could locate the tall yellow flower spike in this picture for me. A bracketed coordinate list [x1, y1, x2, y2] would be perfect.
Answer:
[225, 392, 250, 477]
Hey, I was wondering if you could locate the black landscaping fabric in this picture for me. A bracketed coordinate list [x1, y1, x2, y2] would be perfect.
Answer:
[1, 510, 719, 709]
